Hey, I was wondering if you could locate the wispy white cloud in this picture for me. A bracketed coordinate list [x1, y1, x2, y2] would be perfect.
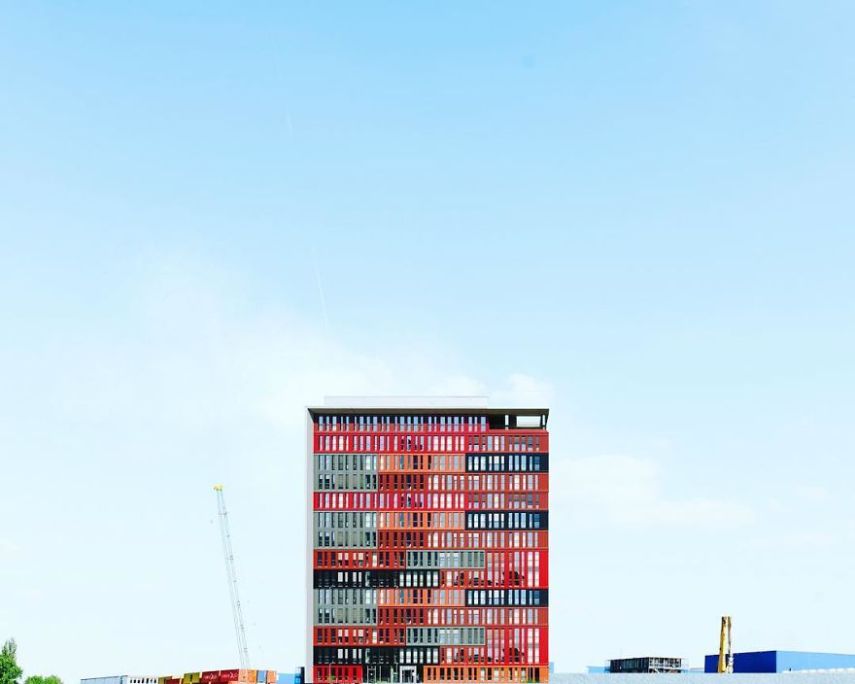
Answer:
[44, 256, 553, 437]
[0, 538, 21, 558]
[490, 373, 554, 408]
[552, 454, 756, 530]
[773, 529, 838, 549]
[793, 484, 830, 503]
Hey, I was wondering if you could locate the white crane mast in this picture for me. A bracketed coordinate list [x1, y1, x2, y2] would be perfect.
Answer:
[214, 484, 250, 667]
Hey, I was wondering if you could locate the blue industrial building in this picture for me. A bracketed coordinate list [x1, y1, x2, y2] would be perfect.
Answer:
[704, 650, 855, 673]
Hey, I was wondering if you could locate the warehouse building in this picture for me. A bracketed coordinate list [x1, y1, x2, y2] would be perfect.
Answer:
[81, 678, 157, 684]
[703, 650, 855, 673]
[307, 403, 550, 684]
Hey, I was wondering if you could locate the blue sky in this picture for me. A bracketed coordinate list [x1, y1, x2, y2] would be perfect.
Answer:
[2, 1, 855, 680]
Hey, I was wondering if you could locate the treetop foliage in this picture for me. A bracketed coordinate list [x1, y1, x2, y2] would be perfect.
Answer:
[1, 639, 62, 684]
[0, 639, 23, 684]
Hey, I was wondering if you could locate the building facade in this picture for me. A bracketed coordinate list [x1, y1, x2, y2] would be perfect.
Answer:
[307, 407, 550, 684]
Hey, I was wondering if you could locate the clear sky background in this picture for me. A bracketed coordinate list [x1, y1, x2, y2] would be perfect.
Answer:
[2, 1, 854, 680]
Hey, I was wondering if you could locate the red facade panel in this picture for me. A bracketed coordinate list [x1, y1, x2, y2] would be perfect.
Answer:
[311, 410, 549, 684]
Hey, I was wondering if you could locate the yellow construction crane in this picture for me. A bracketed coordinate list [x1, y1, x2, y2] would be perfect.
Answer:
[718, 616, 733, 673]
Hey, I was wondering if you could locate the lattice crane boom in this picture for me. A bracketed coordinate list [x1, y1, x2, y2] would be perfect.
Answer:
[214, 484, 250, 667]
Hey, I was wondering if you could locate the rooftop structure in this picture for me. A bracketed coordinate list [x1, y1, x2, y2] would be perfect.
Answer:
[608, 657, 684, 674]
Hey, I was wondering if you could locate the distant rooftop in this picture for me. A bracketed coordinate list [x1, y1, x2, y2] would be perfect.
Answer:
[309, 399, 549, 426]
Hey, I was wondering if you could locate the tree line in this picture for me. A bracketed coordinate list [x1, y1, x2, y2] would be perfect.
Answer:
[0, 639, 62, 684]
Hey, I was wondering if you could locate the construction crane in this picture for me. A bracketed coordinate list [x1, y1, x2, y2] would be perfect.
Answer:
[718, 616, 733, 673]
[214, 484, 250, 668]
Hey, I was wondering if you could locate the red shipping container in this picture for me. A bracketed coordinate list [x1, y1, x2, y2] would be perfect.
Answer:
[201, 673, 219, 683]
[218, 672, 239, 683]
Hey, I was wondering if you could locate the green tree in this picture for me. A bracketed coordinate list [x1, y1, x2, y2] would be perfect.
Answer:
[0, 639, 22, 684]
[25, 676, 63, 684]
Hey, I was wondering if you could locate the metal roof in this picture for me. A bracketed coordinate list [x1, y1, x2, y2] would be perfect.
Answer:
[307, 405, 549, 425]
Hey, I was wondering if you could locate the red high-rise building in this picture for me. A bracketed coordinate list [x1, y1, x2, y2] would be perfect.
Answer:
[307, 406, 549, 684]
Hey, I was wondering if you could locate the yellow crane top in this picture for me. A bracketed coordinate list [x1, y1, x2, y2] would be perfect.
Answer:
[718, 616, 733, 673]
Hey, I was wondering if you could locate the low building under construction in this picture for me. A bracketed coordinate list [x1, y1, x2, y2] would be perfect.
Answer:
[608, 657, 684, 673]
